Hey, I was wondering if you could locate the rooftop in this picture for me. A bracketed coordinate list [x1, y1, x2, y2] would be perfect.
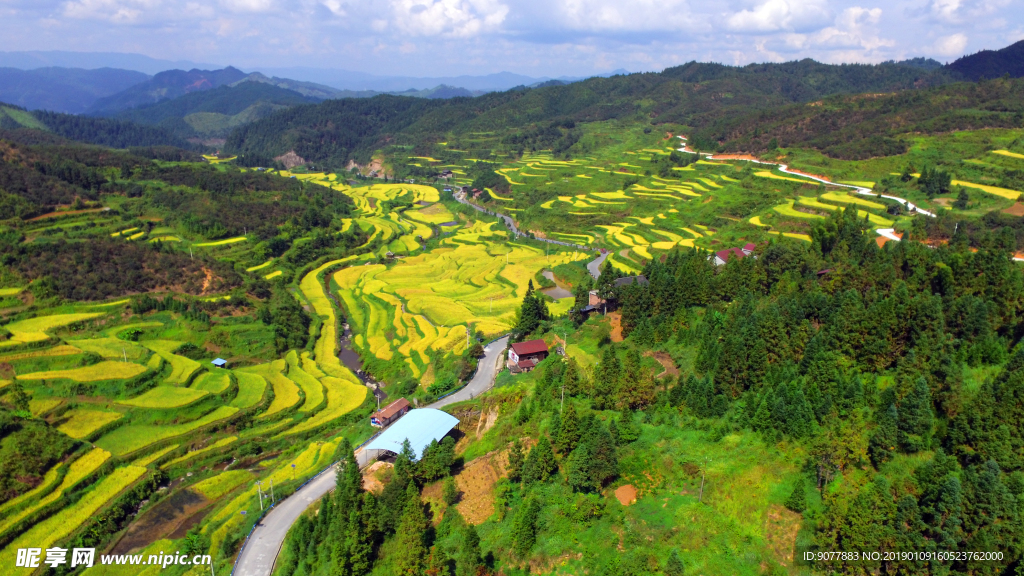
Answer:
[364, 408, 459, 461]
[511, 339, 548, 356]
[613, 275, 649, 288]
[373, 397, 411, 420]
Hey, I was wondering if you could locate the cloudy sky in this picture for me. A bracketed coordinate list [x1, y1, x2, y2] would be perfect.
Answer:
[2, 0, 1021, 77]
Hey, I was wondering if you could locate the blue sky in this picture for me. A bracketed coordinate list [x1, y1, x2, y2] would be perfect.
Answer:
[2, 0, 1021, 76]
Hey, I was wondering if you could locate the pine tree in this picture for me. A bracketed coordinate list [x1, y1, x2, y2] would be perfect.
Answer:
[507, 439, 524, 482]
[785, 479, 807, 513]
[334, 438, 361, 511]
[556, 402, 581, 453]
[442, 476, 459, 506]
[455, 524, 483, 576]
[511, 495, 541, 558]
[665, 549, 685, 576]
[393, 484, 429, 575]
[616, 409, 641, 443]
[566, 443, 594, 492]
[897, 376, 933, 452]
[522, 437, 557, 484]
[869, 403, 900, 467]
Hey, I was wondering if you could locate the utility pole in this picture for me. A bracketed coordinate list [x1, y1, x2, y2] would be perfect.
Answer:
[189, 247, 193, 260]
[122, 348, 127, 363]
[269, 479, 275, 504]
[256, 481, 264, 511]
[698, 456, 710, 503]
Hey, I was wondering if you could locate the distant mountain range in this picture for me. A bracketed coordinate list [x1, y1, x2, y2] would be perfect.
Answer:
[0, 67, 150, 114]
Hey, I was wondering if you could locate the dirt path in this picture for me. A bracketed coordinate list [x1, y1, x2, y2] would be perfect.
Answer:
[607, 312, 623, 342]
[644, 350, 678, 378]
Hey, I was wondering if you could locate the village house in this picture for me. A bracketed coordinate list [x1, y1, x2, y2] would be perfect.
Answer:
[371, 397, 411, 428]
[507, 339, 549, 373]
[587, 275, 649, 314]
[712, 243, 757, 266]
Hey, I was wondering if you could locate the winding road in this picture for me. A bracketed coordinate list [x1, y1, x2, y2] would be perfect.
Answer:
[231, 334, 510, 576]
[675, 136, 936, 221]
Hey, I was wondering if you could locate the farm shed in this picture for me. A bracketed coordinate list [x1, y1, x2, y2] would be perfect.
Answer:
[371, 397, 411, 428]
[364, 408, 460, 462]
[211, 358, 227, 368]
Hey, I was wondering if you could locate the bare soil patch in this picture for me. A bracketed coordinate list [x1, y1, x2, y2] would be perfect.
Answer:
[362, 461, 390, 494]
[112, 489, 209, 554]
[607, 312, 623, 342]
[614, 484, 637, 506]
[764, 504, 801, 567]
[453, 453, 504, 524]
[1003, 202, 1024, 216]
[644, 351, 678, 378]
[274, 150, 306, 169]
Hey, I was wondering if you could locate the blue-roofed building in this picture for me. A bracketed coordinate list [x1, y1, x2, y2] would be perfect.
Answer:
[364, 408, 459, 462]
[211, 358, 227, 368]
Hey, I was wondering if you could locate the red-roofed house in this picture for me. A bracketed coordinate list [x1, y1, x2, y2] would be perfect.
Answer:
[508, 339, 549, 373]
[713, 243, 757, 266]
[371, 397, 411, 428]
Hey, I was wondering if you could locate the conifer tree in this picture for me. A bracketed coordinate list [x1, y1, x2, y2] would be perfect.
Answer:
[522, 437, 557, 484]
[665, 549, 685, 576]
[443, 476, 459, 506]
[785, 479, 807, 513]
[616, 409, 641, 443]
[455, 524, 483, 576]
[556, 402, 581, 453]
[507, 439, 525, 482]
[869, 403, 899, 467]
[511, 495, 541, 558]
[334, 438, 361, 511]
[566, 442, 594, 493]
[392, 484, 429, 575]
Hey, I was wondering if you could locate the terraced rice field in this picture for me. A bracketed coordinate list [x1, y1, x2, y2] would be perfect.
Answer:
[190, 470, 252, 500]
[56, 408, 123, 438]
[143, 340, 202, 383]
[119, 385, 208, 408]
[230, 372, 268, 408]
[96, 406, 239, 456]
[0, 313, 103, 347]
[0, 465, 148, 567]
[0, 447, 110, 535]
[332, 227, 586, 377]
[239, 361, 300, 418]
[17, 361, 147, 382]
[163, 437, 237, 468]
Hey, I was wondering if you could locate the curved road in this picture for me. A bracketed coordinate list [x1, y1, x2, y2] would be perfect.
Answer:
[232, 335, 510, 576]
[675, 136, 936, 219]
[234, 194, 612, 576]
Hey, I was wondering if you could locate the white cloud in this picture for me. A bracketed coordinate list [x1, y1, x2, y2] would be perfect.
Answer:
[926, 0, 1008, 23]
[62, 0, 162, 23]
[387, 0, 508, 37]
[552, 0, 699, 33]
[726, 0, 833, 33]
[219, 0, 273, 12]
[933, 32, 968, 55]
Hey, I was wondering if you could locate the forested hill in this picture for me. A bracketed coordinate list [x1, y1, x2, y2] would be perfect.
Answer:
[691, 76, 1024, 159]
[109, 82, 320, 141]
[947, 40, 1024, 81]
[225, 59, 952, 168]
[0, 103, 191, 149]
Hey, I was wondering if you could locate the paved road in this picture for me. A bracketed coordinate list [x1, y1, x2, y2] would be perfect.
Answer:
[430, 335, 508, 409]
[230, 336, 509, 576]
[675, 136, 936, 221]
[587, 251, 608, 279]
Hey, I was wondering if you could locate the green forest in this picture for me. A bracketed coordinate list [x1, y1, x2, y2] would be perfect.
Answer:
[0, 51, 1023, 576]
